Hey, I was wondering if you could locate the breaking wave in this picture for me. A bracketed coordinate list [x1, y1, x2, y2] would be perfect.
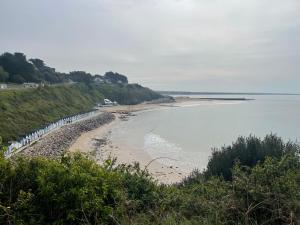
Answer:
[143, 132, 195, 170]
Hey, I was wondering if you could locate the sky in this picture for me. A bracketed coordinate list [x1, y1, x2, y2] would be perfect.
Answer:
[0, 0, 300, 92]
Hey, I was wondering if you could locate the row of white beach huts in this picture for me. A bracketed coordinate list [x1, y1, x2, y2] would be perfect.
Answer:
[4, 111, 95, 157]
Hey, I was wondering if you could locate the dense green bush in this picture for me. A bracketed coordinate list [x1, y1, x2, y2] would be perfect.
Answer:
[0, 135, 299, 224]
[173, 154, 300, 225]
[0, 154, 124, 224]
[204, 134, 300, 180]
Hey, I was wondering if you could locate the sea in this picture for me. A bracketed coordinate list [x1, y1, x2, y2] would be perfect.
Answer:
[109, 94, 300, 172]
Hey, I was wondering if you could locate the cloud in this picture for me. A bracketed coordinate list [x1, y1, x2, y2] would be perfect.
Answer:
[0, 0, 299, 92]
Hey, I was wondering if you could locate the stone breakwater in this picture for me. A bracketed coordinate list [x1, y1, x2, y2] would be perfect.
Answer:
[21, 112, 115, 158]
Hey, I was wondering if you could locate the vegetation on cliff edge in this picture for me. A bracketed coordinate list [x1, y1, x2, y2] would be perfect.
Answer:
[0, 83, 161, 143]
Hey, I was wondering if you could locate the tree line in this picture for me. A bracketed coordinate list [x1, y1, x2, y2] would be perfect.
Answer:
[0, 52, 128, 85]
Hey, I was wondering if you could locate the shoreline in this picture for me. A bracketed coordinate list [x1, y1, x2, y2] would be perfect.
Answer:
[69, 100, 190, 184]
[69, 116, 188, 184]
[69, 96, 249, 184]
[18, 96, 248, 184]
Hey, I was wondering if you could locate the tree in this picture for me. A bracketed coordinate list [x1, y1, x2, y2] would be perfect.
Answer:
[30, 58, 65, 83]
[0, 66, 9, 82]
[0, 52, 42, 83]
[29, 58, 45, 68]
[10, 74, 26, 83]
[0, 51, 134, 85]
[68, 71, 93, 83]
[104, 71, 128, 84]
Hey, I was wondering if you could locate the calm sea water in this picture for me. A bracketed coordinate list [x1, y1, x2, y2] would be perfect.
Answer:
[110, 95, 300, 171]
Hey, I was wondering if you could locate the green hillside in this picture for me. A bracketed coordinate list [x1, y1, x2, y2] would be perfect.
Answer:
[0, 83, 161, 143]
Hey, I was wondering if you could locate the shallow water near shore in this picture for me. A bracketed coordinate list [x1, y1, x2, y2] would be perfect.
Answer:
[109, 95, 300, 172]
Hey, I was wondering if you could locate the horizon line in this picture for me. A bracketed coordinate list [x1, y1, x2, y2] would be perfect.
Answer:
[157, 91, 300, 96]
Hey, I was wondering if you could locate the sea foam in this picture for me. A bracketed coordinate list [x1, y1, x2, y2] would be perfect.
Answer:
[143, 132, 195, 171]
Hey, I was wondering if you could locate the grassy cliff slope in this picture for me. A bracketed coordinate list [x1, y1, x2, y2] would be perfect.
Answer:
[0, 83, 161, 142]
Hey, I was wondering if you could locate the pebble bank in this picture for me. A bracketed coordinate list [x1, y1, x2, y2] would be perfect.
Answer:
[21, 112, 115, 158]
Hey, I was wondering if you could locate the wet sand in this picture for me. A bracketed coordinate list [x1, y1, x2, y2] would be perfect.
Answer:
[69, 96, 249, 184]
[69, 101, 189, 184]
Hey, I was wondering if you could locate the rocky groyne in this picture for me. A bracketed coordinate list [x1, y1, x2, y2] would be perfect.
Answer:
[21, 112, 115, 158]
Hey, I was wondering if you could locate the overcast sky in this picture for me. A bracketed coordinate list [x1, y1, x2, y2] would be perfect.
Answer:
[0, 0, 299, 92]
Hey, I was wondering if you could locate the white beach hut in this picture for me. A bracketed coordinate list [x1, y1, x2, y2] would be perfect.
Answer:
[0, 83, 7, 89]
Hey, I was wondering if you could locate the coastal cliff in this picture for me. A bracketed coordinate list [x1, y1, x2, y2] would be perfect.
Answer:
[0, 83, 161, 143]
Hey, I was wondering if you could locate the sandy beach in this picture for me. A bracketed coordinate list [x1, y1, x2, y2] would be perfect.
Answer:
[69, 99, 190, 184]
[69, 96, 250, 184]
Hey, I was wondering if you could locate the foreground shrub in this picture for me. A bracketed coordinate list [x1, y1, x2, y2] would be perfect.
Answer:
[0, 154, 125, 224]
[227, 155, 300, 224]
[205, 134, 299, 180]
[0, 135, 299, 224]
[171, 154, 300, 225]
